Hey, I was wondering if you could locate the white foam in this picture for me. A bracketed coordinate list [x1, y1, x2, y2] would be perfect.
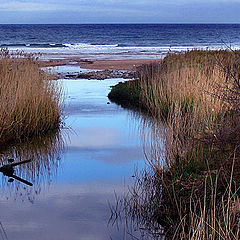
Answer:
[7, 43, 240, 61]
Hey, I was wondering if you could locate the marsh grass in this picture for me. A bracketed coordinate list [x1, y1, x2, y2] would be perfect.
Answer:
[172, 152, 240, 240]
[138, 51, 236, 119]
[116, 158, 240, 240]
[136, 50, 240, 168]
[108, 80, 142, 109]
[0, 49, 62, 145]
[110, 50, 240, 239]
[141, 50, 240, 239]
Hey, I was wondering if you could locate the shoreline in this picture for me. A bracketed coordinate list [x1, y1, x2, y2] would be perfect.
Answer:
[40, 58, 162, 71]
[80, 59, 162, 71]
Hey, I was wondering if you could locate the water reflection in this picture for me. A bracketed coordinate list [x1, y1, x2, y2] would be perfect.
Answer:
[0, 130, 64, 202]
[0, 77, 149, 240]
[0, 159, 33, 186]
[109, 111, 166, 239]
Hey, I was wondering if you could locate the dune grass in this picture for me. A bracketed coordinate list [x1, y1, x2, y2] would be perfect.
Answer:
[0, 49, 62, 146]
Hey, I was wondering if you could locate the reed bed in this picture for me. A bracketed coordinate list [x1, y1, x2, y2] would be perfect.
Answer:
[0, 49, 62, 146]
[138, 50, 240, 239]
[110, 50, 240, 239]
[136, 50, 240, 167]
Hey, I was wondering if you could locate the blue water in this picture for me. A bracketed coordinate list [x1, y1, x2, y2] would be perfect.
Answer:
[1, 24, 240, 59]
[0, 77, 148, 240]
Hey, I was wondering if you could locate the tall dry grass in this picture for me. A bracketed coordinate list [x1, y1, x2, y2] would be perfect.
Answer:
[0, 49, 62, 145]
[126, 50, 240, 239]
[173, 154, 240, 240]
[112, 161, 240, 240]
[137, 50, 240, 167]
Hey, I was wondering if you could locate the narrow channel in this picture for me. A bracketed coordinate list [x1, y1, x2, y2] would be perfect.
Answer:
[0, 67, 147, 240]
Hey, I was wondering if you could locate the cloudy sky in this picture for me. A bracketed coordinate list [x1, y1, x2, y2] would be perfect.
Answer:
[0, 0, 240, 24]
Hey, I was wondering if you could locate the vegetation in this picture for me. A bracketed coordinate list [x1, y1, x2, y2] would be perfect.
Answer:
[109, 50, 240, 239]
[108, 80, 143, 109]
[0, 49, 62, 146]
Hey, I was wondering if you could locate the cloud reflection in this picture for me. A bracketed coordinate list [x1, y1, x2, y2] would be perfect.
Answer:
[67, 126, 125, 148]
[0, 182, 132, 240]
[67, 145, 143, 164]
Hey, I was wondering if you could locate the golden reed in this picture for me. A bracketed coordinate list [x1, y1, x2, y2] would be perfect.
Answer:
[134, 50, 240, 239]
[0, 49, 63, 145]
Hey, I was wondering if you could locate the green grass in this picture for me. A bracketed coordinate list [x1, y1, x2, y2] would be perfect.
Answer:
[108, 80, 143, 109]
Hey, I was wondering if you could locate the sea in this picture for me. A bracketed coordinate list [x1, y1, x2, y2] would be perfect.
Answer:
[0, 24, 240, 60]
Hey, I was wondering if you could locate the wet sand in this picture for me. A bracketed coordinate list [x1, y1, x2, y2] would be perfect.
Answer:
[40, 58, 162, 71]
[81, 59, 162, 71]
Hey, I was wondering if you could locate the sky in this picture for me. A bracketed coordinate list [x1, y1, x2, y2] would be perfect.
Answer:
[0, 0, 240, 24]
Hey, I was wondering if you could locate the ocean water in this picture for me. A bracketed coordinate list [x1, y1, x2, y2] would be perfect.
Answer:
[1, 24, 240, 59]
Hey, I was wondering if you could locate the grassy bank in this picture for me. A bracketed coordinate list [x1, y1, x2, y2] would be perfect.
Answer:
[108, 80, 142, 109]
[0, 50, 62, 146]
[109, 50, 240, 239]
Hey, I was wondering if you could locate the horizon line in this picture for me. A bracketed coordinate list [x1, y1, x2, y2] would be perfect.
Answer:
[0, 22, 240, 25]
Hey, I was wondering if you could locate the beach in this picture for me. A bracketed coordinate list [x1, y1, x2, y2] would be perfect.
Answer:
[40, 57, 162, 71]
[80, 59, 162, 71]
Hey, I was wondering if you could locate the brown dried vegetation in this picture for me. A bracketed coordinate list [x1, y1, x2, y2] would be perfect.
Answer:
[112, 50, 240, 239]
[0, 49, 62, 146]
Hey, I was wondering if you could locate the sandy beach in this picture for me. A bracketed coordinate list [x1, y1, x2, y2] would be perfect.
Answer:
[80, 59, 162, 71]
[40, 58, 162, 71]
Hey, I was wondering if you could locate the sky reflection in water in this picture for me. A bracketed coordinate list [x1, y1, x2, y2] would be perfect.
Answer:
[0, 77, 147, 240]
